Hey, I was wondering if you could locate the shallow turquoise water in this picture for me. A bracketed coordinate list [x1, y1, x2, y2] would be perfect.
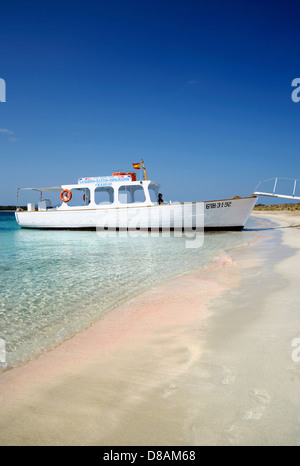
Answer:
[0, 212, 260, 370]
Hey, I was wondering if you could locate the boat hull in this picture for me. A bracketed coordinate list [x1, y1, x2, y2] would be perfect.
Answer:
[15, 197, 257, 231]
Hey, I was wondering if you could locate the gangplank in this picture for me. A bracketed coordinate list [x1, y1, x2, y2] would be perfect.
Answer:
[253, 177, 300, 201]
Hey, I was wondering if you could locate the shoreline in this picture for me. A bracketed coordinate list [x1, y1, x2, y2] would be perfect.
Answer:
[0, 212, 300, 445]
[0, 249, 239, 443]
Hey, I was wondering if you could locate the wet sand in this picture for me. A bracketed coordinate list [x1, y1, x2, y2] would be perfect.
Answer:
[1, 212, 300, 446]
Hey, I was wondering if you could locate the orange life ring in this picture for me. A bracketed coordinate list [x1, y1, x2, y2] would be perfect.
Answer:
[60, 189, 72, 203]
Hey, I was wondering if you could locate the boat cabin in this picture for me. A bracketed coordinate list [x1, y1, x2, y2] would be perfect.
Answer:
[17, 174, 161, 212]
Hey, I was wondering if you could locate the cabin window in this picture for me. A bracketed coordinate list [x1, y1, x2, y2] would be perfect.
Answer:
[149, 185, 159, 203]
[131, 185, 146, 203]
[95, 186, 114, 205]
[68, 188, 91, 206]
[118, 185, 146, 204]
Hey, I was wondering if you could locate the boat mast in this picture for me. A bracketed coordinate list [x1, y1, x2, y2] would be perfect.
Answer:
[141, 160, 148, 181]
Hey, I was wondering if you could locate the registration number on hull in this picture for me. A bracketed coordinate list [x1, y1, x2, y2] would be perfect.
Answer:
[206, 201, 232, 210]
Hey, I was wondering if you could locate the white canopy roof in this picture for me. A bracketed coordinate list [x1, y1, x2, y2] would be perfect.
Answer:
[18, 186, 62, 192]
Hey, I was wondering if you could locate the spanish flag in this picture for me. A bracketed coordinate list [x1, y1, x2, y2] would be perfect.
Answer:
[132, 163, 141, 169]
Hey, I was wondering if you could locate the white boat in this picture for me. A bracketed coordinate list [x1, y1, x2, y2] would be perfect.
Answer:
[15, 162, 257, 232]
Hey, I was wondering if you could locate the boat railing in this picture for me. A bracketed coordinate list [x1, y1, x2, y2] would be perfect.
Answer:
[253, 177, 300, 201]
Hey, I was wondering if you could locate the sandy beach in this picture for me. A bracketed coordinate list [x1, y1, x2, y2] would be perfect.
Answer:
[1, 211, 300, 446]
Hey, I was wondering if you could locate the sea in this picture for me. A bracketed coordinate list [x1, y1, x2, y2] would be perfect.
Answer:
[0, 211, 261, 371]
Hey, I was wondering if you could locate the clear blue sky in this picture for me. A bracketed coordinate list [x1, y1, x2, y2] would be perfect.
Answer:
[1, 0, 300, 204]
